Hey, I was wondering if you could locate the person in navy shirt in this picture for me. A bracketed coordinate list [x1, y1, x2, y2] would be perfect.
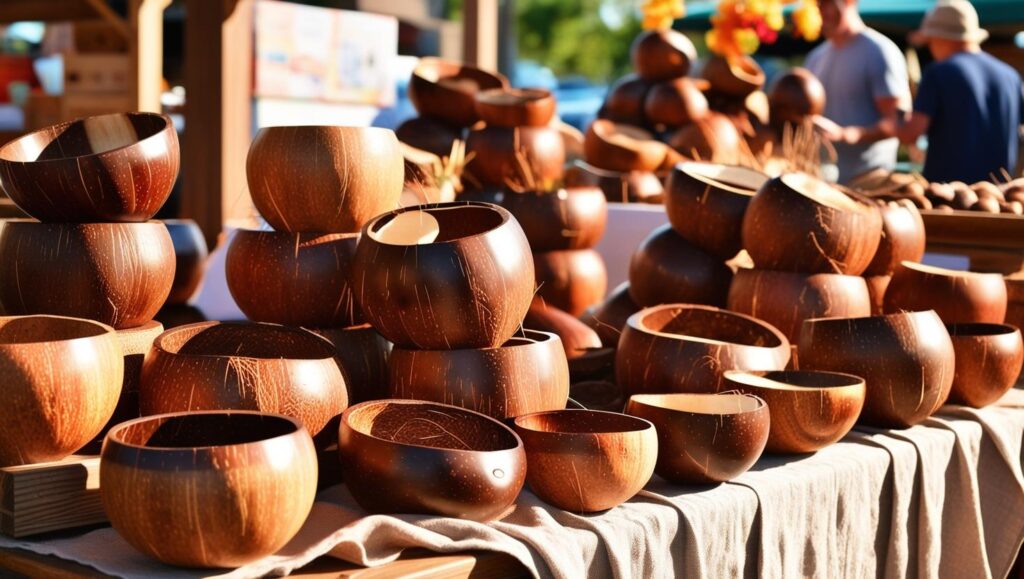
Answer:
[898, 0, 1023, 183]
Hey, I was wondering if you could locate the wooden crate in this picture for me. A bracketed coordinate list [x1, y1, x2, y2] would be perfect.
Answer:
[0, 456, 104, 538]
[921, 210, 1024, 274]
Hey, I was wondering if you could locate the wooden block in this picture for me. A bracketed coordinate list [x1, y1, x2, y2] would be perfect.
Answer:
[63, 53, 130, 94]
[0, 456, 105, 538]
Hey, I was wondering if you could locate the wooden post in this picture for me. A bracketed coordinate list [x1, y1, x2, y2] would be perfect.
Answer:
[462, 0, 499, 70]
[128, 0, 170, 113]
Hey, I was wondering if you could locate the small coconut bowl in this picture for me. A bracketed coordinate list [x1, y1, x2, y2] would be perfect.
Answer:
[101, 411, 317, 568]
[581, 281, 641, 349]
[884, 261, 1007, 324]
[643, 78, 709, 129]
[408, 57, 509, 127]
[139, 321, 348, 440]
[464, 125, 565, 188]
[513, 409, 656, 512]
[865, 275, 891, 315]
[104, 320, 165, 432]
[226, 229, 362, 328]
[946, 323, 1023, 408]
[625, 392, 768, 483]
[525, 296, 603, 361]
[603, 74, 652, 126]
[799, 311, 954, 428]
[727, 269, 872, 342]
[631, 29, 697, 81]
[742, 173, 883, 275]
[723, 370, 865, 454]
[584, 119, 667, 173]
[0, 315, 122, 466]
[569, 380, 626, 412]
[665, 162, 768, 259]
[395, 116, 464, 158]
[340, 400, 526, 521]
[628, 224, 733, 308]
[313, 324, 392, 405]
[702, 55, 765, 97]
[767, 68, 826, 127]
[475, 88, 556, 128]
[163, 219, 208, 306]
[0, 220, 174, 329]
[863, 202, 926, 276]
[389, 329, 569, 420]
[668, 112, 743, 166]
[564, 160, 664, 204]
[246, 126, 403, 233]
[616, 304, 790, 395]
[0, 112, 178, 222]
[501, 187, 608, 251]
[353, 202, 534, 350]
[533, 249, 607, 317]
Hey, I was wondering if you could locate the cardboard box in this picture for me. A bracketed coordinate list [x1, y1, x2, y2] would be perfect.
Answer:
[64, 53, 131, 94]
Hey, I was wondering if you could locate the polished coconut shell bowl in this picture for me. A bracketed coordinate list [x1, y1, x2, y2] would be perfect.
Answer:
[564, 160, 664, 204]
[628, 224, 733, 308]
[884, 261, 1007, 324]
[408, 57, 509, 127]
[631, 29, 697, 81]
[584, 120, 667, 173]
[533, 249, 608, 317]
[475, 88, 556, 128]
[701, 55, 765, 97]
[863, 202, 926, 276]
[501, 187, 607, 251]
[163, 219, 208, 306]
[313, 324, 392, 405]
[946, 323, 1023, 408]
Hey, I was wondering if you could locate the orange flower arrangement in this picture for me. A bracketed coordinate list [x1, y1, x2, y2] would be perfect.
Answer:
[705, 0, 821, 60]
[642, 0, 686, 31]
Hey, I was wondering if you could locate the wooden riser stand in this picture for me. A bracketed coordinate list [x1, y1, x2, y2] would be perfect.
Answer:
[0, 456, 103, 538]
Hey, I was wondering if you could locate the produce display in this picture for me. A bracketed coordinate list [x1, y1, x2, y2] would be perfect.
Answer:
[851, 170, 1024, 215]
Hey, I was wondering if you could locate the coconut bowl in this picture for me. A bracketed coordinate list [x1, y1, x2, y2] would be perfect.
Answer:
[946, 323, 1023, 408]
[525, 296, 603, 361]
[501, 187, 607, 251]
[643, 78, 709, 129]
[668, 112, 743, 165]
[865, 275, 891, 315]
[665, 162, 768, 259]
[581, 282, 641, 348]
[464, 125, 565, 188]
[1007, 275, 1024, 335]
[584, 120, 667, 173]
[352, 202, 534, 349]
[625, 392, 768, 483]
[564, 160, 664, 204]
[313, 325, 392, 404]
[722, 370, 865, 454]
[226, 229, 362, 328]
[340, 400, 526, 521]
[798, 311, 954, 428]
[139, 322, 348, 440]
[395, 116, 464, 158]
[0, 112, 178, 222]
[513, 410, 656, 512]
[163, 219, 208, 306]
[701, 55, 765, 97]
[863, 202, 926, 276]
[0, 315, 122, 466]
[767, 68, 826, 127]
[246, 126, 403, 233]
[475, 88, 556, 128]
[105, 320, 165, 431]
[603, 74, 652, 126]
[884, 261, 1007, 324]
[534, 249, 607, 317]
[742, 173, 883, 275]
[616, 304, 790, 395]
[0, 220, 174, 329]
[389, 329, 569, 420]
[631, 29, 697, 81]
[101, 411, 317, 568]
[408, 57, 509, 127]
[727, 269, 872, 342]
[628, 224, 733, 307]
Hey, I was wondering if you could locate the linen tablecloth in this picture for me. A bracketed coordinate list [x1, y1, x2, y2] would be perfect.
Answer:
[2, 389, 1022, 579]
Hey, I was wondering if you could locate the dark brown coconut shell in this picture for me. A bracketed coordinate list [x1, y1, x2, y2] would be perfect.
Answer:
[741, 173, 883, 274]
[514, 409, 656, 512]
[533, 249, 608, 317]
[768, 67, 826, 127]
[701, 55, 765, 97]
[569, 380, 626, 412]
[603, 74, 652, 126]
[665, 161, 768, 259]
[525, 296, 603, 361]
[884, 261, 1007, 324]
[616, 304, 790, 395]
[798, 310, 954, 428]
[163, 219, 208, 306]
[668, 112, 743, 165]
[581, 281, 641, 349]
[104, 320, 164, 433]
[863, 202, 926, 276]
[501, 187, 608, 251]
[475, 88, 556, 128]
[408, 57, 509, 127]
[564, 160, 664, 204]
[352, 202, 535, 350]
[584, 119, 667, 173]
[727, 269, 872, 342]
[722, 370, 865, 454]
[464, 125, 566, 188]
[628, 224, 733, 308]
[313, 324, 392, 405]
[1006, 275, 1024, 337]
[395, 116, 464, 158]
[631, 29, 697, 81]
[643, 78, 709, 129]
[625, 392, 768, 483]
[864, 275, 892, 315]
[340, 400, 526, 521]
[389, 329, 569, 420]
[946, 323, 1023, 408]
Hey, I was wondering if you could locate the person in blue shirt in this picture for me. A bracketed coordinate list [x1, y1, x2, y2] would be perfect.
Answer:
[898, 0, 1024, 183]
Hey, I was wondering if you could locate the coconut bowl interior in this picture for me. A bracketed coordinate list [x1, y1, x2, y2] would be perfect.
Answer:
[348, 401, 519, 452]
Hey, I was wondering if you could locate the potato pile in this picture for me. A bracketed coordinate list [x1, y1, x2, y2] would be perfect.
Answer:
[849, 169, 1024, 215]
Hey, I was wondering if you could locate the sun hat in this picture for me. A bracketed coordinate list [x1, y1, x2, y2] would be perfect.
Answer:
[910, 0, 989, 45]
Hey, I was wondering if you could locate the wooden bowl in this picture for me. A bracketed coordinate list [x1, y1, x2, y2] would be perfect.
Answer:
[246, 126, 403, 233]
[0, 112, 178, 222]
[701, 55, 765, 97]
[534, 249, 607, 317]
[340, 400, 526, 521]
[643, 78, 709, 129]
[163, 219, 208, 306]
[352, 202, 534, 349]
[0, 220, 174, 329]
[569, 380, 626, 412]
[104, 320, 165, 432]
[946, 323, 1023, 408]
[513, 410, 656, 512]
[767, 68, 826, 126]
[475, 88, 556, 128]
[226, 229, 362, 328]
[408, 57, 509, 127]
[798, 311, 954, 428]
[742, 173, 883, 275]
[395, 116, 464, 158]
[628, 224, 733, 308]
[722, 370, 865, 454]
[1007, 275, 1024, 336]
[139, 322, 348, 439]
[389, 329, 569, 420]
[727, 269, 871, 342]
[863, 202, 926, 276]
[313, 325, 391, 405]
[0, 315, 122, 466]
[564, 160, 664, 204]
[102, 411, 317, 567]
[464, 125, 566, 188]
[625, 392, 768, 483]
[602, 74, 652, 126]
[665, 162, 767, 259]
[501, 187, 607, 251]
[584, 119, 667, 173]
[581, 281, 641, 349]
[884, 261, 1007, 324]
[525, 296, 603, 361]
[668, 112, 743, 165]
[865, 275, 891, 315]
[617, 304, 790, 395]
[631, 29, 697, 81]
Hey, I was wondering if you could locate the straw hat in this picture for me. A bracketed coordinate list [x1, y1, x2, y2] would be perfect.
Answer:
[910, 0, 989, 45]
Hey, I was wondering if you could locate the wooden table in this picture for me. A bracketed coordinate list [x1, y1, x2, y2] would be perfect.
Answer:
[921, 209, 1024, 273]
